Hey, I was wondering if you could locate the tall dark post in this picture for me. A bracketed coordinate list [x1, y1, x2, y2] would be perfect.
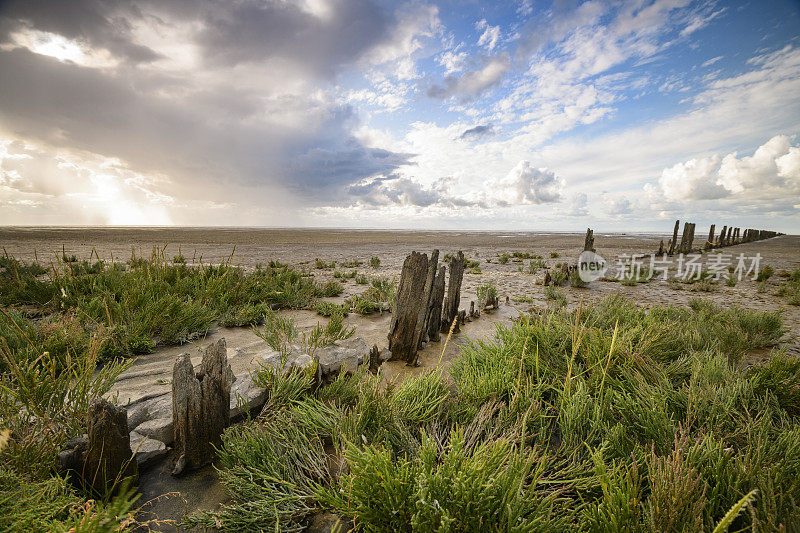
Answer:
[172, 338, 232, 475]
[583, 228, 595, 252]
[441, 251, 465, 334]
[668, 220, 680, 255]
[388, 252, 430, 364]
[706, 224, 715, 250]
[678, 222, 690, 254]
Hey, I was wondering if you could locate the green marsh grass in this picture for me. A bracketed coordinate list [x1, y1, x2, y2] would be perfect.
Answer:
[0, 249, 330, 364]
[197, 294, 796, 531]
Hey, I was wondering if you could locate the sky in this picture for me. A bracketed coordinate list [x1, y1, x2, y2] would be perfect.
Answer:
[0, 0, 799, 232]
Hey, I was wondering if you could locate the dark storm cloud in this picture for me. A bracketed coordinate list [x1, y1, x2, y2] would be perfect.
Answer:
[188, 0, 390, 74]
[0, 0, 394, 75]
[0, 1, 415, 203]
[0, 0, 161, 64]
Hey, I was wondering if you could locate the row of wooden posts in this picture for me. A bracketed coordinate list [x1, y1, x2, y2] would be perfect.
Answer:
[78, 250, 476, 493]
[658, 220, 781, 256]
[68, 249, 478, 492]
[386, 249, 498, 366]
[387, 250, 465, 366]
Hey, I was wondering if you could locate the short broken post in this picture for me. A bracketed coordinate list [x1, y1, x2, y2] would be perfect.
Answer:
[84, 398, 138, 495]
[583, 228, 595, 252]
[172, 338, 232, 475]
[368, 344, 381, 374]
[706, 224, 715, 250]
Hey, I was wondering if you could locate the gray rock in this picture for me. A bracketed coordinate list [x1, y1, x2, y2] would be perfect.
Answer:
[134, 416, 173, 445]
[292, 353, 315, 370]
[229, 372, 267, 418]
[130, 431, 168, 468]
[126, 393, 172, 430]
[257, 349, 315, 373]
[315, 337, 369, 378]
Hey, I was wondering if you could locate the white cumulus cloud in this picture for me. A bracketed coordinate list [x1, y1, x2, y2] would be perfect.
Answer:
[492, 161, 563, 205]
[653, 135, 800, 202]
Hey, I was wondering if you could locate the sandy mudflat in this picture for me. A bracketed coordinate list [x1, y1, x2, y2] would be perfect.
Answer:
[3, 226, 799, 525]
[2, 227, 799, 363]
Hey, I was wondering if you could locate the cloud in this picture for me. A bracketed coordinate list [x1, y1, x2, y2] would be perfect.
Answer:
[427, 54, 510, 101]
[657, 155, 728, 201]
[605, 197, 633, 217]
[702, 55, 723, 67]
[568, 192, 588, 216]
[492, 161, 563, 204]
[459, 124, 495, 140]
[718, 135, 800, 195]
[437, 48, 468, 74]
[0, 0, 423, 220]
[360, 2, 441, 79]
[0, 138, 173, 225]
[651, 135, 800, 203]
[0, 0, 161, 64]
[342, 158, 565, 211]
[476, 19, 501, 51]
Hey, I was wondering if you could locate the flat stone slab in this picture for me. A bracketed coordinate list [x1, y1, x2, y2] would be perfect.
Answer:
[130, 431, 168, 468]
[134, 416, 174, 445]
[315, 337, 369, 377]
[107, 331, 372, 469]
[230, 372, 268, 419]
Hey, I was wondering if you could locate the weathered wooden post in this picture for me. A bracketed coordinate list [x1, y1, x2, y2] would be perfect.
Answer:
[668, 220, 680, 255]
[368, 345, 381, 374]
[687, 223, 695, 252]
[705, 225, 715, 250]
[657, 240, 665, 255]
[84, 398, 138, 495]
[427, 266, 446, 343]
[677, 222, 689, 254]
[388, 252, 430, 364]
[583, 228, 595, 252]
[442, 251, 465, 334]
[717, 225, 727, 246]
[172, 338, 232, 475]
[414, 251, 439, 352]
